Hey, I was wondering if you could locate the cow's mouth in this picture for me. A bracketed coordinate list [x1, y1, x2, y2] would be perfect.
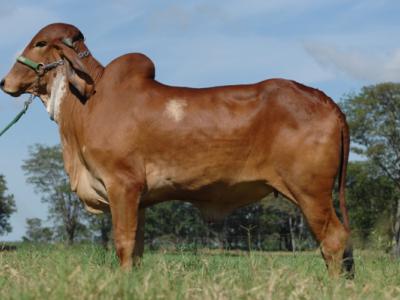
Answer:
[0, 82, 23, 97]
[0, 78, 34, 98]
[1, 82, 33, 98]
[3, 89, 23, 97]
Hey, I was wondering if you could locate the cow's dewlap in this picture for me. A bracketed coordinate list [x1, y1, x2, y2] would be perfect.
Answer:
[47, 70, 67, 122]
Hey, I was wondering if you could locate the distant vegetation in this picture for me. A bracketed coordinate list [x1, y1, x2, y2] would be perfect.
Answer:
[341, 82, 400, 255]
[0, 175, 15, 236]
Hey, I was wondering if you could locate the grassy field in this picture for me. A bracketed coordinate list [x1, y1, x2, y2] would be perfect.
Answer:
[0, 244, 400, 299]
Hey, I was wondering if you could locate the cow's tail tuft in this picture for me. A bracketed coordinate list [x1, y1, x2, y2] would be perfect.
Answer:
[338, 120, 350, 232]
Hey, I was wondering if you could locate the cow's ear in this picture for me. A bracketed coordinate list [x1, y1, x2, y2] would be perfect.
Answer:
[55, 41, 95, 99]
[56, 40, 88, 75]
[64, 59, 95, 100]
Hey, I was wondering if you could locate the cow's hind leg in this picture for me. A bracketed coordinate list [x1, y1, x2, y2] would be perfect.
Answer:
[298, 195, 351, 278]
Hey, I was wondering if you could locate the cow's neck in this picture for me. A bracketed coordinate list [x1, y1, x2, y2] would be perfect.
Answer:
[58, 53, 105, 134]
[82, 55, 104, 84]
[57, 54, 104, 190]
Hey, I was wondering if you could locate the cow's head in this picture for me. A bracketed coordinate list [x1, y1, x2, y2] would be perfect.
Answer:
[0, 23, 95, 106]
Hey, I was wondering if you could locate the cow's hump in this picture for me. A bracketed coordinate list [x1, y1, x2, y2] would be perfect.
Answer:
[105, 53, 155, 81]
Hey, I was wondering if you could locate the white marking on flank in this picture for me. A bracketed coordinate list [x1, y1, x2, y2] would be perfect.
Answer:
[47, 70, 67, 122]
[165, 99, 187, 122]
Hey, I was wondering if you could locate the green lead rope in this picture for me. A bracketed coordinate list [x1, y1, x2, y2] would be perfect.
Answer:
[0, 95, 35, 137]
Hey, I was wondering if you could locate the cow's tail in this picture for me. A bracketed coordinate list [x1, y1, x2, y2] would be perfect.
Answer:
[338, 120, 350, 232]
[338, 118, 354, 278]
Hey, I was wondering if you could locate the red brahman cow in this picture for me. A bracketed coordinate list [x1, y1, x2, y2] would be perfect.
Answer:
[1, 23, 353, 277]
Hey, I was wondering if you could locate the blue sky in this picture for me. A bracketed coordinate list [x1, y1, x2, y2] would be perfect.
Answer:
[0, 0, 399, 241]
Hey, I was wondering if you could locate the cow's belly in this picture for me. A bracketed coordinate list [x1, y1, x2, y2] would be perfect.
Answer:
[143, 179, 273, 221]
[75, 169, 109, 214]
[190, 180, 274, 221]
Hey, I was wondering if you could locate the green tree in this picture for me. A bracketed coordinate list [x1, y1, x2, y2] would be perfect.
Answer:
[0, 175, 16, 236]
[86, 213, 112, 248]
[346, 161, 398, 250]
[144, 197, 315, 252]
[341, 83, 400, 255]
[145, 201, 209, 249]
[23, 218, 53, 243]
[22, 144, 88, 244]
[262, 196, 314, 251]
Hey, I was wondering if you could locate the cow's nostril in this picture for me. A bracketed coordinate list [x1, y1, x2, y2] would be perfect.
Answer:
[0, 79, 5, 90]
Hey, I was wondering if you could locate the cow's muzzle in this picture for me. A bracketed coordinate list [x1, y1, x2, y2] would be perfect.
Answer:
[0, 78, 24, 97]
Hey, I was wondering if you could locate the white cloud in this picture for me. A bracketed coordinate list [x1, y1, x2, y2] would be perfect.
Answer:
[304, 42, 400, 82]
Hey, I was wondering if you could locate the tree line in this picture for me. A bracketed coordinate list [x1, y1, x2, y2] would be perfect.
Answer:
[0, 82, 399, 254]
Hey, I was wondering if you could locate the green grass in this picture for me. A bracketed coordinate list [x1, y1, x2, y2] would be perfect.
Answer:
[1, 244, 400, 299]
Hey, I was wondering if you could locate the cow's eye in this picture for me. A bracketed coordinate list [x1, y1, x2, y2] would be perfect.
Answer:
[35, 41, 47, 48]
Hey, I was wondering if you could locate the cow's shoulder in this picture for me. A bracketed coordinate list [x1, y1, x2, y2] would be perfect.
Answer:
[104, 53, 155, 81]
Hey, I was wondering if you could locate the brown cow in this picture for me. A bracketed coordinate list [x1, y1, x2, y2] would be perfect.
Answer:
[1, 23, 353, 277]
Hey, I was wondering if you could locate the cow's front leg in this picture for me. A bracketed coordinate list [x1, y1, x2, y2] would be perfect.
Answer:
[108, 182, 144, 270]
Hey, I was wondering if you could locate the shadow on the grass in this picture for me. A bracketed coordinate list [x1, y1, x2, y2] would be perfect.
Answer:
[155, 249, 319, 258]
[159, 249, 253, 257]
[0, 244, 17, 252]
